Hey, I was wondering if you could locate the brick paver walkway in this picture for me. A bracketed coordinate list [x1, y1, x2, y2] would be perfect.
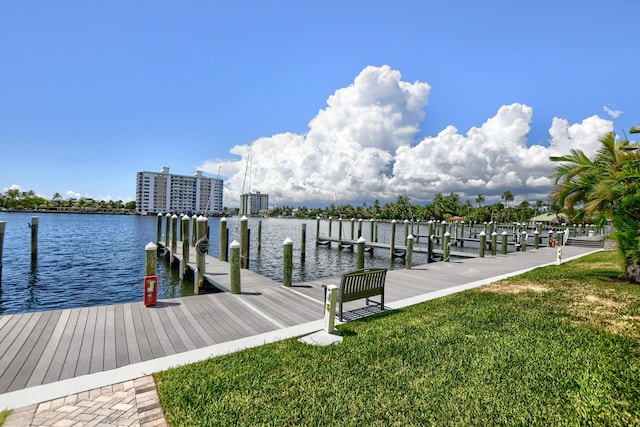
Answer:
[3, 376, 167, 427]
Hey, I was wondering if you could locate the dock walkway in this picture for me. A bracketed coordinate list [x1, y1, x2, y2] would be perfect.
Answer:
[0, 245, 597, 410]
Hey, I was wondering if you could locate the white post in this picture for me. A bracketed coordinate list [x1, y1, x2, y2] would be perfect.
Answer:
[325, 284, 338, 333]
[556, 246, 563, 265]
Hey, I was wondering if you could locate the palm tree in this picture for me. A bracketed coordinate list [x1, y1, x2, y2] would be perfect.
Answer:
[475, 194, 485, 208]
[501, 191, 514, 208]
[550, 131, 640, 283]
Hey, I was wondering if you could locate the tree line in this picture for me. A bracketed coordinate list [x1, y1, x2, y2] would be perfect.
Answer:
[0, 189, 136, 211]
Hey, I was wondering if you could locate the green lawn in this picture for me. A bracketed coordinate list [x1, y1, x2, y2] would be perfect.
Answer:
[155, 251, 640, 426]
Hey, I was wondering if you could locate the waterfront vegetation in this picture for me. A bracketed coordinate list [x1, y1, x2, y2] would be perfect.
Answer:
[154, 250, 640, 426]
[0, 189, 135, 213]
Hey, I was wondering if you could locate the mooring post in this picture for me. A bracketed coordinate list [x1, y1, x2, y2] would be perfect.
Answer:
[369, 219, 375, 242]
[156, 213, 163, 243]
[195, 216, 208, 291]
[230, 240, 241, 294]
[357, 236, 365, 270]
[374, 221, 378, 242]
[404, 219, 409, 246]
[328, 217, 333, 239]
[31, 216, 39, 260]
[501, 231, 508, 255]
[283, 237, 293, 287]
[428, 235, 435, 262]
[145, 242, 157, 276]
[428, 220, 434, 237]
[350, 218, 355, 240]
[491, 231, 497, 256]
[338, 218, 343, 246]
[181, 215, 190, 280]
[405, 235, 414, 269]
[164, 213, 171, 248]
[479, 231, 486, 258]
[521, 231, 527, 252]
[440, 220, 446, 249]
[358, 218, 363, 239]
[301, 223, 306, 262]
[171, 214, 178, 257]
[316, 217, 320, 245]
[534, 230, 539, 249]
[257, 220, 262, 252]
[443, 231, 451, 262]
[240, 215, 249, 269]
[390, 219, 397, 258]
[219, 217, 228, 262]
[191, 214, 197, 246]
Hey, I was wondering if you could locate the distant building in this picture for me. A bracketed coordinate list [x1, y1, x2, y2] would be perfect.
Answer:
[240, 191, 268, 215]
[136, 167, 223, 215]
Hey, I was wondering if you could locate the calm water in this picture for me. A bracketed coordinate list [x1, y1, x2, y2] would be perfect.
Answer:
[0, 213, 487, 314]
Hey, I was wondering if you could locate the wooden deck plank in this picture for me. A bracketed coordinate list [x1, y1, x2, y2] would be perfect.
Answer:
[180, 298, 226, 343]
[0, 312, 41, 389]
[89, 305, 106, 374]
[1, 311, 55, 392]
[203, 294, 267, 337]
[75, 306, 97, 376]
[129, 302, 153, 361]
[0, 313, 14, 336]
[146, 305, 177, 356]
[137, 304, 166, 359]
[43, 309, 80, 384]
[7, 311, 60, 391]
[161, 304, 197, 351]
[0, 313, 33, 361]
[113, 304, 129, 368]
[174, 300, 216, 347]
[59, 307, 89, 380]
[122, 303, 142, 365]
[26, 309, 70, 388]
[102, 304, 116, 371]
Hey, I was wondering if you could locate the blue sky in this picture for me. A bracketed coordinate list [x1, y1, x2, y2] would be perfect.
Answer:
[1, 0, 638, 207]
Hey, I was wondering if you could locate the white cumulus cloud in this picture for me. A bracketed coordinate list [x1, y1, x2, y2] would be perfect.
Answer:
[200, 65, 614, 207]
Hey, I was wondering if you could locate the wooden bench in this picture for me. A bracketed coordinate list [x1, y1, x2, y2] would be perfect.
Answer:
[325, 268, 387, 321]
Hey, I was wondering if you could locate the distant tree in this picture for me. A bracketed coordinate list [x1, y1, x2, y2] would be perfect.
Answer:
[501, 191, 514, 208]
[475, 194, 485, 208]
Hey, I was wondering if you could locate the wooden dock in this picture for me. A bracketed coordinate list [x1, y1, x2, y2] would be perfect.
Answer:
[0, 244, 598, 407]
[316, 236, 479, 258]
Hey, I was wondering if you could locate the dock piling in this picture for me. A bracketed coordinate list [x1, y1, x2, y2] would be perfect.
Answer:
[283, 237, 293, 287]
[219, 217, 228, 262]
[230, 240, 241, 294]
[405, 235, 414, 269]
[240, 216, 249, 269]
[0, 221, 4, 282]
[491, 232, 497, 256]
[31, 216, 39, 260]
[443, 232, 451, 262]
[145, 242, 157, 276]
[357, 237, 365, 270]
[479, 231, 486, 258]
[156, 213, 163, 243]
[181, 215, 189, 279]
[301, 224, 306, 262]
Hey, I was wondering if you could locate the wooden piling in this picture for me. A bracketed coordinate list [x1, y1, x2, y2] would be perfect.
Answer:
[521, 231, 527, 252]
[357, 237, 365, 270]
[338, 218, 343, 246]
[240, 216, 249, 269]
[404, 220, 409, 246]
[316, 217, 320, 245]
[195, 216, 208, 290]
[328, 217, 333, 240]
[191, 214, 198, 246]
[443, 232, 450, 262]
[390, 220, 397, 258]
[491, 232, 497, 256]
[171, 214, 178, 257]
[479, 231, 486, 258]
[258, 220, 262, 252]
[283, 237, 293, 287]
[230, 240, 241, 294]
[369, 219, 374, 242]
[350, 218, 355, 240]
[405, 235, 414, 269]
[301, 223, 306, 262]
[145, 242, 157, 276]
[31, 216, 39, 260]
[501, 231, 508, 255]
[358, 218, 363, 239]
[440, 221, 446, 248]
[164, 213, 171, 248]
[156, 213, 163, 243]
[534, 230, 539, 249]
[219, 217, 228, 262]
[181, 215, 189, 279]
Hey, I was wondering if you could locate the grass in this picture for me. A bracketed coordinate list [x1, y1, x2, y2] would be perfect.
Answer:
[0, 410, 7, 426]
[155, 251, 640, 426]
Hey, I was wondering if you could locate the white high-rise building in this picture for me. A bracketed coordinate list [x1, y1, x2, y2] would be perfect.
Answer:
[136, 167, 223, 215]
[240, 191, 269, 215]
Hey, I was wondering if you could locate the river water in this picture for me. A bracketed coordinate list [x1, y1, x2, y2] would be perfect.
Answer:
[0, 213, 481, 314]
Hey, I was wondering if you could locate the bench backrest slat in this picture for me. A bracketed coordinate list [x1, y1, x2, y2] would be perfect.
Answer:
[340, 268, 387, 303]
